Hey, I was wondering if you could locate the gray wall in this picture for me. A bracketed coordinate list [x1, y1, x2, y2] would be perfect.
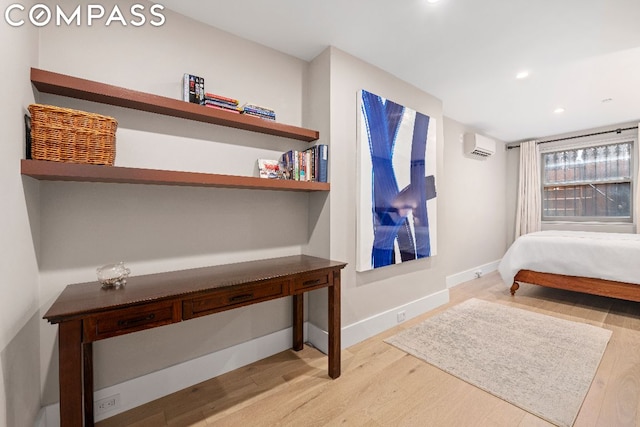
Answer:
[441, 117, 508, 276]
[314, 47, 446, 327]
[37, 0, 315, 403]
[0, 0, 41, 425]
[306, 48, 509, 329]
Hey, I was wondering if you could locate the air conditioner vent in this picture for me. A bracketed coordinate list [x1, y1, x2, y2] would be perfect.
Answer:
[464, 133, 496, 158]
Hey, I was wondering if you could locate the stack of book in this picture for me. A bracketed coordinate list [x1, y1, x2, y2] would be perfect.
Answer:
[182, 74, 205, 105]
[279, 144, 328, 182]
[204, 92, 240, 114]
[181, 74, 279, 121]
[241, 103, 276, 121]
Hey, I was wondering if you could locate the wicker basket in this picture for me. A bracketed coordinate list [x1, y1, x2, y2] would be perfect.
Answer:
[28, 104, 118, 165]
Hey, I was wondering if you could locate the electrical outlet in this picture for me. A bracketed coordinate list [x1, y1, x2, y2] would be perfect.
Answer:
[397, 311, 406, 323]
[95, 394, 120, 415]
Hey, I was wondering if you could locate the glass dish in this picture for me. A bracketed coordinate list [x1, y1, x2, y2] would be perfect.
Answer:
[96, 262, 130, 289]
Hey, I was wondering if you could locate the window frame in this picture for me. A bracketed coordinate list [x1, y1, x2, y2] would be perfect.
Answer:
[540, 136, 636, 223]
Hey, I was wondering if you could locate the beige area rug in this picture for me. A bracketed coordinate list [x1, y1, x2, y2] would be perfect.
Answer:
[385, 298, 612, 427]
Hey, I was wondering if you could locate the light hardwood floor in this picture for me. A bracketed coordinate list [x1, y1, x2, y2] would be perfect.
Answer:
[97, 272, 640, 426]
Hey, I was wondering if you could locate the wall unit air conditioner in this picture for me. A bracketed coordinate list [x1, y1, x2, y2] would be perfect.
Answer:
[464, 133, 496, 158]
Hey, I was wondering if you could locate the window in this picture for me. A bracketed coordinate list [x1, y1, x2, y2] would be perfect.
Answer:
[542, 141, 633, 221]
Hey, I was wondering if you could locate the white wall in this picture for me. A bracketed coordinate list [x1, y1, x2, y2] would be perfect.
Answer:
[0, 0, 41, 425]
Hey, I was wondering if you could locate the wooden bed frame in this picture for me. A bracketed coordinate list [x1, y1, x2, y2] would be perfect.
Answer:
[510, 269, 640, 303]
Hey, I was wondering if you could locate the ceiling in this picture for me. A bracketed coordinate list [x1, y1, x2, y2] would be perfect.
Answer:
[161, 0, 640, 143]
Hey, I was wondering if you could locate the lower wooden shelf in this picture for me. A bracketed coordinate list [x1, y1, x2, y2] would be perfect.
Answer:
[20, 159, 330, 192]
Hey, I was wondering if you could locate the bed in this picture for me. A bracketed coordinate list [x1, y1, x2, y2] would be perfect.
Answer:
[498, 230, 640, 303]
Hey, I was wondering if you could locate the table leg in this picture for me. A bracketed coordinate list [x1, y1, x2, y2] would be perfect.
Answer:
[292, 293, 304, 351]
[83, 342, 94, 426]
[58, 320, 83, 426]
[328, 271, 341, 379]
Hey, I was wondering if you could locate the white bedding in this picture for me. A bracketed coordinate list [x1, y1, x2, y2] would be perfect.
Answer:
[498, 230, 640, 287]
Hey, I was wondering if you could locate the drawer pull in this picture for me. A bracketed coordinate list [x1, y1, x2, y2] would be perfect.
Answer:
[229, 293, 254, 303]
[302, 279, 321, 287]
[117, 313, 155, 328]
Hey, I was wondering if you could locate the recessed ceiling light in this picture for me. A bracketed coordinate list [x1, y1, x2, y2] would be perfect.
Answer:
[516, 71, 529, 79]
[554, 107, 565, 114]
[426, 0, 441, 3]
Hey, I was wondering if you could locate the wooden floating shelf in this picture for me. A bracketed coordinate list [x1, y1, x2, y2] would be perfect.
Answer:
[30, 68, 319, 142]
[21, 160, 330, 192]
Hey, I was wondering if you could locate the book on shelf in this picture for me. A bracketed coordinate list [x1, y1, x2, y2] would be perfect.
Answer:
[182, 74, 194, 103]
[205, 104, 241, 113]
[297, 151, 306, 181]
[277, 144, 328, 182]
[182, 73, 205, 105]
[279, 150, 295, 180]
[205, 92, 239, 106]
[241, 103, 276, 121]
[243, 108, 275, 118]
[241, 103, 275, 114]
[197, 77, 205, 105]
[316, 144, 328, 183]
[204, 99, 240, 112]
[243, 111, 276, 121]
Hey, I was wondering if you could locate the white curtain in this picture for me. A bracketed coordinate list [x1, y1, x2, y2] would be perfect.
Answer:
[637, 124, 640, 233]
[515, 140, 541, 239]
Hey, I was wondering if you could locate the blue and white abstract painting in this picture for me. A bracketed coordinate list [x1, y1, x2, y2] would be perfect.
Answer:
[356, 89, 437, 272]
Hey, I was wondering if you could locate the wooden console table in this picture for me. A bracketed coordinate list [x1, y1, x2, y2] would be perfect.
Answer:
[44, 255, 346, 426]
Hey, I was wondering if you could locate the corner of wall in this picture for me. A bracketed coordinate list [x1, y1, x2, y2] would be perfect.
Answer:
[0, 10, 42, 427]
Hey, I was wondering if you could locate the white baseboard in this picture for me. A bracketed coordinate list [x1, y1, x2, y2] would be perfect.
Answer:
[342, 289, 449, 348]
[446, 260, 501, 289]
[41, 325, 301, 426]
[34, 408, 46, 427]
[306, 319, 330, 355]
[307, 289, 449, 353]
[40, 289, 450, 426]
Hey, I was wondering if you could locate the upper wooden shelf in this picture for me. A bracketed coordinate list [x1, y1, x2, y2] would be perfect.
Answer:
[21, 160, 330, 192]
[30, 68, 319, 142]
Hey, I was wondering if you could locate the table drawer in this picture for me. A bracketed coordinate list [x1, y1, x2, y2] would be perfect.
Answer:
[84, 301, 180, 341]
[183, 280, 288, 320]
[292, 271, 332, 293]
